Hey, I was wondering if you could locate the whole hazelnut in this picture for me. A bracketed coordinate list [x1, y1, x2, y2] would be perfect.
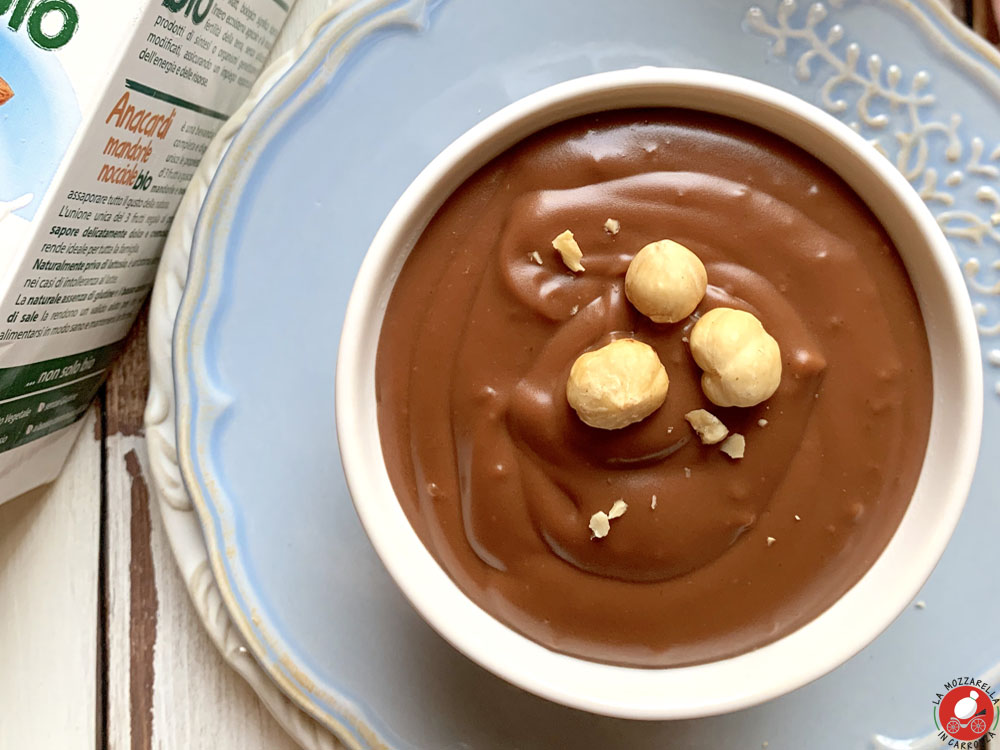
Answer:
[625, 240, 707, 323]
[689, 307, 781, 407]
[566, 339, 669, 429]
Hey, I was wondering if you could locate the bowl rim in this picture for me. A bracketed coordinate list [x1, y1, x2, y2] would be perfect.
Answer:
[336, 67, 983, 720]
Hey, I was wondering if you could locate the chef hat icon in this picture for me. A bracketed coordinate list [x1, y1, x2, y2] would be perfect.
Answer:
[954, 690, 980, 720]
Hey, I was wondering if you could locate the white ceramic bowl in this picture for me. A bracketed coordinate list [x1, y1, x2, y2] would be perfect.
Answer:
[336, 68, 982, 719]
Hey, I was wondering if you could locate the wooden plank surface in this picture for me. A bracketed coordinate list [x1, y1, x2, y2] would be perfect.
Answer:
[98, 2, 331, 744]
[974, 0, 1000, 42]
[102, 313, 300, 750]
[0, 406, 101, 750]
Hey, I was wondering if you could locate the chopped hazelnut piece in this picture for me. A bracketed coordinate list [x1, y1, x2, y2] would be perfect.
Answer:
[529, 250, 543, 265]
[604, 218, 620, 235]
[589, 499, 630, 539]
[683, 467, 691, 478]
[608, 499, 628, 519]
[569, 304, 579, 316]
[589, 511, 610, 539]
[794, 514, 801, 521]
[720, 433, 746, 459]
[552, 229, 584, 272]
[651, 494, 657, 509]
[758, 418, 768, 427]
[0, 76, 12, 106]
[766, 536, 776, 547]
[685, 409, 729, 445]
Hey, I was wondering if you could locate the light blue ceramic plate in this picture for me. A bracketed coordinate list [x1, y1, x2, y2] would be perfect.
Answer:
[173, 1, 1000, 747]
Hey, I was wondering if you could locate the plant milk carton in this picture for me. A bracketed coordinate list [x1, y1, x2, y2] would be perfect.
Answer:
[0, 0, 293, 502]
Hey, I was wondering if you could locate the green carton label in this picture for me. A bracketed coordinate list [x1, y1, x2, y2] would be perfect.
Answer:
[0, 341, 121, 452]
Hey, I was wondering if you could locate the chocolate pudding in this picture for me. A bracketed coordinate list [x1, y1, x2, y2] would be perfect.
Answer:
[374, 109, 932, 667]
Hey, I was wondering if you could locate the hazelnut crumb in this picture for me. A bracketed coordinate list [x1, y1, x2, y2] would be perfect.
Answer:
[590, 499, 629, 539]
[915, 600, 926, 610]
[758, 418, 768, 427]
[685, 409, 729, 445]
[604, 218, 620, 235]
[529, 251, 543, 265]
[589, 511, 610, 539]
[766, 536, 776, 547]
[720, 433, 746, 459]
[667, 426, 673, 434]
[552, 229, 585, 272]
[794, 514, 801, 521]
[683, 467, 691, 479]
[651, 494, 657, 509]
[681, 336, 689, 343]
[608, 499, 628, 519]
[569, 304, 579, 316]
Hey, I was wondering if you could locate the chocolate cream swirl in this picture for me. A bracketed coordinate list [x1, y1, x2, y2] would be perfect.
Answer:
[376, 110, 931, 666]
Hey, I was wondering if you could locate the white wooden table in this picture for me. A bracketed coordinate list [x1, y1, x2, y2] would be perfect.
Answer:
[0, 2, 994, 748]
